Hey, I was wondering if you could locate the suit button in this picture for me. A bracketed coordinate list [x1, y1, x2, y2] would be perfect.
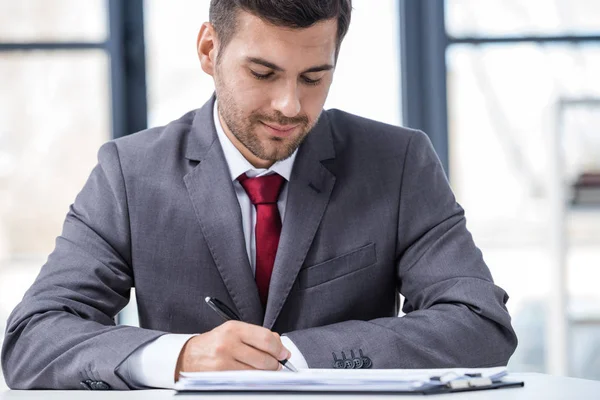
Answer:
[331, 352, 344, 369]
[90, 381, 111, 390]
[351, 351, 363, 369]
[79, 380, 92, 390]
[362, 356, 372, 369]
[339, 352, 352, 369]
[359, 349, 372, 369]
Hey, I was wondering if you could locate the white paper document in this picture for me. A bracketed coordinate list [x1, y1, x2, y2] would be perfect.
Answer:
[175, 367, 510, 393]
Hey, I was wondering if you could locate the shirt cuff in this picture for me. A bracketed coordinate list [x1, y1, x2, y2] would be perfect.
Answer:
[117, 333, 196, 389]
[281, 336, 309, 369]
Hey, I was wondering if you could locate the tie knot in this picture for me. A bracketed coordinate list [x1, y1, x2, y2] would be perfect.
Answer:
[238, 173, 285, 205]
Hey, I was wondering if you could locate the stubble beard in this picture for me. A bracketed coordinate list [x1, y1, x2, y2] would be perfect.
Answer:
[215, 78, 315, 163]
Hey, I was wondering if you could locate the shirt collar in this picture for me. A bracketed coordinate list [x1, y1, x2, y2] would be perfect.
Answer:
[213, 100, 297, 181]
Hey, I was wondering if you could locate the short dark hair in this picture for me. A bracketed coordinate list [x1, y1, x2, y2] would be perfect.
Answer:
[209, 0, 352, 60]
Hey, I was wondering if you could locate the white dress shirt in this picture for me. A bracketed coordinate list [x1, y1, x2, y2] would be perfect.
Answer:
[117, 101, 308, 389]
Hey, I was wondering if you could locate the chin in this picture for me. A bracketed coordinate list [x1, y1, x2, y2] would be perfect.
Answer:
[262, 148, 292, 162]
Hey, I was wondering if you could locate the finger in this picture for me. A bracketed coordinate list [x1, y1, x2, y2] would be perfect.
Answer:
[271, 331, 291, 361]
[239, 326, 290, 361]
[232, 342, 282, 371]
[213, 359, 256, 371]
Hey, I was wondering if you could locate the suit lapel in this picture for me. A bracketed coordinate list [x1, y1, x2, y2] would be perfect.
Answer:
[183, 97, 264, 325]
[263, 114, 337, 329]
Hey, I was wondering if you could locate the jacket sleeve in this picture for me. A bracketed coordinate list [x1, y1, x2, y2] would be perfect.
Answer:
[1, 142, 165, 390]
[285, 131, 518, 369]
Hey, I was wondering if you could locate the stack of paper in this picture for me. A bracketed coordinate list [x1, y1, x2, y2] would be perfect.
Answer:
[175, 367, 510, 393]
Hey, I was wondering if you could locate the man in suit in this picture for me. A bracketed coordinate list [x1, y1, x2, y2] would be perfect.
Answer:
[1, 0, 517, 390]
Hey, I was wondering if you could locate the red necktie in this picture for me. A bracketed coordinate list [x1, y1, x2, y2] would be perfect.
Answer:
[238, 173, 285, 306]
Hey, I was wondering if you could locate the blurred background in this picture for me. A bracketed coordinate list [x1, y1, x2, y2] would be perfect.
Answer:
[1, 0, 599, 389]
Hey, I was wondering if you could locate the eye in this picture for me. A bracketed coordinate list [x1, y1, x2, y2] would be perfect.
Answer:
[250, 70, 274, 80]
[301, 75, 323, 86]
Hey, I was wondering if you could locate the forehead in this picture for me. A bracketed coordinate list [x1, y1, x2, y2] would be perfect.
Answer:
[226, 11, 338, 67]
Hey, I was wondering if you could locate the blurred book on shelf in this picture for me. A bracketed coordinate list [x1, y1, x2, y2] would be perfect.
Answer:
[571, 172, 600, 206]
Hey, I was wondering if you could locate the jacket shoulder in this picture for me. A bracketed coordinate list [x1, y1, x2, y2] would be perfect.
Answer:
[94, 109, 204, 177]
[324, 108, 426, 159]
[111, 109, 198, 155]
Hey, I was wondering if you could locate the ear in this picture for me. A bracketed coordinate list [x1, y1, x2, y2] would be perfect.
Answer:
[197, 22, 218, 76]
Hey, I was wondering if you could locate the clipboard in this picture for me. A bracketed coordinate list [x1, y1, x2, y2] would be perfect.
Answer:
[175, 368, 525, 395]
[176, 381, 525, 395]
[421, 378, 524, 395]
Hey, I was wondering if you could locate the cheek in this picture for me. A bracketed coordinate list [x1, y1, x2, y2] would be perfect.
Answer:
[223, 81, 267, 114]
[301, 86, 330, 119]
[220, 65, 261, 95]
[231, 78, 272, 108]
[237, 94, 269, 118]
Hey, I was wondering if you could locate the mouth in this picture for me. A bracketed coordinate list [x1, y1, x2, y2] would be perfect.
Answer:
[260, 121, 299, 137]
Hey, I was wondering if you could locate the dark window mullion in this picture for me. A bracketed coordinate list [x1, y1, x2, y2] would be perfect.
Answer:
[0, 42, 107, 52]
[399, 0, 449, 175]
[107, 0, 147, 139]
[448, 34, 600, 45]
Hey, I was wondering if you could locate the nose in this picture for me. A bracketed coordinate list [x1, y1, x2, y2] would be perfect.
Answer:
[272, 81, 301, 118]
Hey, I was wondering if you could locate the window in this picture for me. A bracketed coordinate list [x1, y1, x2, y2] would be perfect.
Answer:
[445, 0, 600, 379]
[0, 0, 107, 42]
[144, 0, 401, 126]
[0, 2, 111, 390]
[447, 0, 600, 37]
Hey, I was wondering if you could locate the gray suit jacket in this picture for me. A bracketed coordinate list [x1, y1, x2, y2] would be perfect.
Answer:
[2, 96, 517, 390]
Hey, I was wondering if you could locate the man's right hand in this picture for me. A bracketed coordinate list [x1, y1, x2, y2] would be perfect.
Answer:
[174, 320, 291, 381]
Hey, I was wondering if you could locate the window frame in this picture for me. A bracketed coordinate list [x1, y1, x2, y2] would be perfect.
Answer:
[0, 0, 148, 139]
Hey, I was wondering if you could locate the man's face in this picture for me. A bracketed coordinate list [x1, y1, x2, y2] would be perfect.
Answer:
[208, 12, 338, 168]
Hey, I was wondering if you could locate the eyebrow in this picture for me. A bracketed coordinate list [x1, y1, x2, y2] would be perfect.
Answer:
[247, 57, 334, 74]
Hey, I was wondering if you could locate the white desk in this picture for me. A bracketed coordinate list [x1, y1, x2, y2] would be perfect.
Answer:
[1, 374, 599, 399]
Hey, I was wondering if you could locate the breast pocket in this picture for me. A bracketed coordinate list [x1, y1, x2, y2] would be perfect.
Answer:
[297, 242, 377, 290]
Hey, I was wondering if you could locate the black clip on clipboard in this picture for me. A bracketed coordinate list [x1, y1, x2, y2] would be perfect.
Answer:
[420, 372, 525, 395]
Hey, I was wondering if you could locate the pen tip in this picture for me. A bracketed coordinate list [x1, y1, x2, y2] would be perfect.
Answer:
[204, 296, 211, 303]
